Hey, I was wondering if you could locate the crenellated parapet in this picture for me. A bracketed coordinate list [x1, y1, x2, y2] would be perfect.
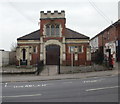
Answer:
[40, 10, 65, 19]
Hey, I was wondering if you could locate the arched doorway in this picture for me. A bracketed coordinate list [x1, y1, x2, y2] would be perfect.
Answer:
[46, 45, 60, 65]
[20, 48, 27, 65]
[22, 48, 26, 61]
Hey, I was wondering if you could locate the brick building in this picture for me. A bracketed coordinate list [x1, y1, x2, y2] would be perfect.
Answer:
[90, 19, 120, 66]
[16, 10, 91, 67]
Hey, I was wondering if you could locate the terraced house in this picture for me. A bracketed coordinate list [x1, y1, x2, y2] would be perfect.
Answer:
[90, 19, 120, 68]
[16, 10, 91, 67]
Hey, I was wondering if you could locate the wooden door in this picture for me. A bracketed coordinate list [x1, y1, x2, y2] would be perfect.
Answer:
[46, 45, 60, 65]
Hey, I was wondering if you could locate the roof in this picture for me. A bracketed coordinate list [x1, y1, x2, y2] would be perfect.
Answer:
[17, 28, 89, 40]
[17, 30, 40, 40]
[90, 19, 120, 40]
[65, 28, 89, 39]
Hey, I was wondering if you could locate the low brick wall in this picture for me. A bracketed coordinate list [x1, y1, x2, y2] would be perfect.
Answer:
[60, 64, 108, 74]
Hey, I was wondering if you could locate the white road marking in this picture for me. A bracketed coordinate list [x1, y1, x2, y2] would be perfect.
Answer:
[111, 75, 117, 77]
[86, 86, 119, 92]
[1, 94, 42, 98]
[4, 83, 8, 87]
[4, 83, 49, 88]
[63, 82, 73, 84]
[83, 79, 103, 83]
[93, 77, 99, 79]
[14, 85, 24, 88]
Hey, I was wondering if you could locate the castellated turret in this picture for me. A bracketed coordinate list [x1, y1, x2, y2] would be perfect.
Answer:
[40, 10, 65, 19]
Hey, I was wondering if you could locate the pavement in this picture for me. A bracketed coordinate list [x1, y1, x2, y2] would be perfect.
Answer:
[2, 68, 119, 83]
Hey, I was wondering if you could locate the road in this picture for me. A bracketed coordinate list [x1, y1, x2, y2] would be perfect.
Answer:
[1, 75, 119, 102]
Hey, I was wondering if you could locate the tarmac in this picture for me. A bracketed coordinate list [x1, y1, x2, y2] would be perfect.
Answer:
[1, 68, 119, 83]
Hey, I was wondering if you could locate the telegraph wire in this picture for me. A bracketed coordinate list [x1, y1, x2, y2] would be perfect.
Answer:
[88, 0, 112, 24]
[7, 0, 35, 24]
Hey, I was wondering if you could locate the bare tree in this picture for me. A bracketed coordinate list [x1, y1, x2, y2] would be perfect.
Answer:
[10, 42, 17, 52]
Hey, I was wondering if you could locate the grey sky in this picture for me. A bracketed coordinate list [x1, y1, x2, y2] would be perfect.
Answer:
[0, 0, 119, 51]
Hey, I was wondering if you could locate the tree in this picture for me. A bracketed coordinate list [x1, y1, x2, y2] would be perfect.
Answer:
[10, 42, 17, 52]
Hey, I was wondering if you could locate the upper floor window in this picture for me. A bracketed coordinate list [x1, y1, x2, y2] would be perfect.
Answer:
[51, 24, 54, 35]
[46, 25, 50, 36]
[56, 25, 60, 36]
[46, 24, 60, 36]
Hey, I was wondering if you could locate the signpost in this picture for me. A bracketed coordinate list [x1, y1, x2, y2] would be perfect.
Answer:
[58, 54, 60, 74]
[70, 46, 75, 73]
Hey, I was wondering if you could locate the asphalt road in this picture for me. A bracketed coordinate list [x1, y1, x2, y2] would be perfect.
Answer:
[1, 75, 119, 102]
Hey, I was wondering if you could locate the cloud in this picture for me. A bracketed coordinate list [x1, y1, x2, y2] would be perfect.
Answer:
[0, 1, 118, 51]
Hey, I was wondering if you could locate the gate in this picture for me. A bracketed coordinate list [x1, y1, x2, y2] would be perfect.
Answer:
[46, 45, 60, 65]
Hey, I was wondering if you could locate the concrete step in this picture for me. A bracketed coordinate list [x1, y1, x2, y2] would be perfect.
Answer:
[40, 65, 58, 76]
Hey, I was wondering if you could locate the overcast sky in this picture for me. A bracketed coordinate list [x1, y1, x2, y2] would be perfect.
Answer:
[0, 0, 119, 51]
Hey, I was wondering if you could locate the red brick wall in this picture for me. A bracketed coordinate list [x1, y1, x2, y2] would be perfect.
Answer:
[98, 34, 103, 47]
[98, 25, 118, 47]
[118, 24, 120, 40]
[64, 43, 90, 66]
[31, 44, 40, 65]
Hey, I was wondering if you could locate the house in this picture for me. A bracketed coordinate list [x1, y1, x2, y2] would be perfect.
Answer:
[16, 10, 91, 67]
[90, 19, 120, 67]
